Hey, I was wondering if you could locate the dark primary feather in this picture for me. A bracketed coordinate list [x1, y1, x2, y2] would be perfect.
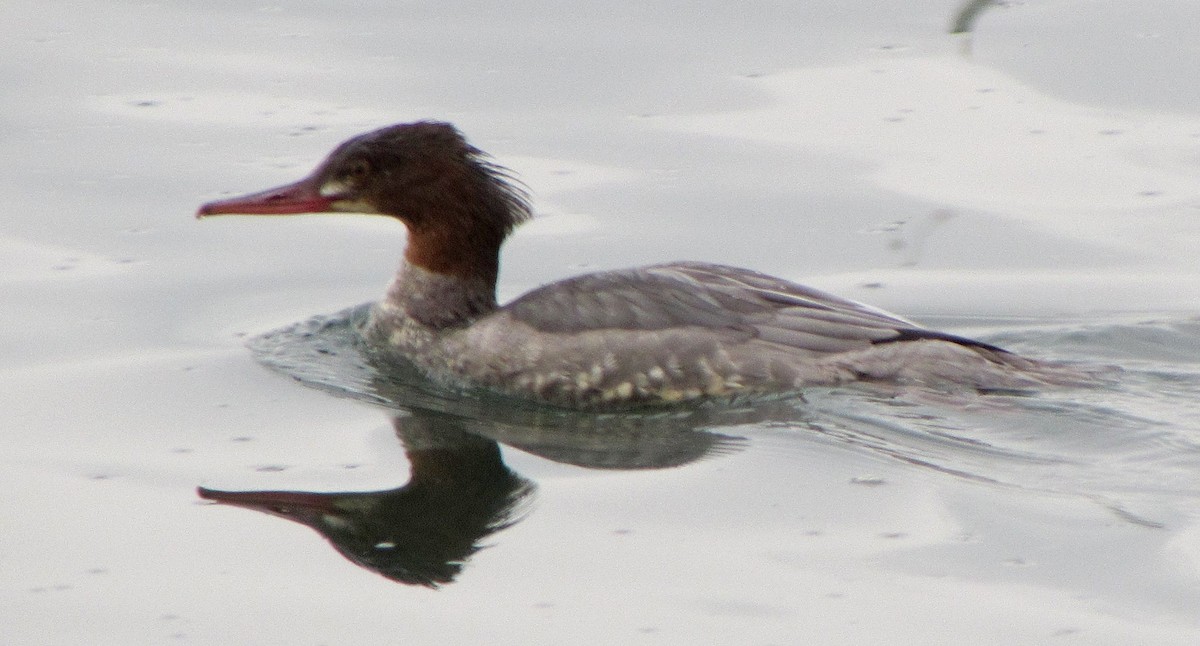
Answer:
[503, 262, 999, 356]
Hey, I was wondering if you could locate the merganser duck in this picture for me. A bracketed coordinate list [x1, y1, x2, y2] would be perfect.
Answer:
[198, 121, 1089, 408]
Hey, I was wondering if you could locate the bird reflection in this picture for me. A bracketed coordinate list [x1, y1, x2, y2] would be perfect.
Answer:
[200, 413, 533, 588]
[199, 396, 767, 586]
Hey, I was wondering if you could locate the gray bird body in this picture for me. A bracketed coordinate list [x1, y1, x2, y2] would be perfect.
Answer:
[200, 121, 1101, 410]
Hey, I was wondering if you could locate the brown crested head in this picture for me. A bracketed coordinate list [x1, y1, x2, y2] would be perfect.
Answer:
[314, 122, 530, 233]
[197, 121, 532, 279]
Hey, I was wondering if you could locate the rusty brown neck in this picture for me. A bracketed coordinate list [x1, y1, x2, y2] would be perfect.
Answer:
[402, 222, 504, 287]
[372, 150, 528, 330]
[385, 202, 511, 329]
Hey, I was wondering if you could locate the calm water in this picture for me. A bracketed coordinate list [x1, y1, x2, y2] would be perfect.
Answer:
[4, 1, 1200, 644]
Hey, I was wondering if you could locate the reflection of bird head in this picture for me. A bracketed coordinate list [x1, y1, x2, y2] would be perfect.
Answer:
[199, 437, 533, 588]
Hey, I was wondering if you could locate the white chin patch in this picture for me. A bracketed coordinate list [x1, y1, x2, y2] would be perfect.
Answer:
[319, 180, 378, 213]
[318, 179, 350, 198]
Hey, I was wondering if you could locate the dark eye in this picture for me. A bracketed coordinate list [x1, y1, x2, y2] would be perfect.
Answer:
[346, 159, 371, 180]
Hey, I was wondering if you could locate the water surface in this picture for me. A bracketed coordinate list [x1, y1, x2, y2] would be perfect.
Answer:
[3, 1, 1199, 644]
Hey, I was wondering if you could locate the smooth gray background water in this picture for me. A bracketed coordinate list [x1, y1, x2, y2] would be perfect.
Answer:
[3, 1, 1199, 644]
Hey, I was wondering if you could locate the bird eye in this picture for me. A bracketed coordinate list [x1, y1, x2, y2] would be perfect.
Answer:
[346, 159, 371, 180]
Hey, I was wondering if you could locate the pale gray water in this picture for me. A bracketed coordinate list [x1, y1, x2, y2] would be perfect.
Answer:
[3, 1, 1200, 644]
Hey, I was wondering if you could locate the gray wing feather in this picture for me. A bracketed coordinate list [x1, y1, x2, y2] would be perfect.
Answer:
[755, 326, 883, 353]
[503, 261, 932, 354]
